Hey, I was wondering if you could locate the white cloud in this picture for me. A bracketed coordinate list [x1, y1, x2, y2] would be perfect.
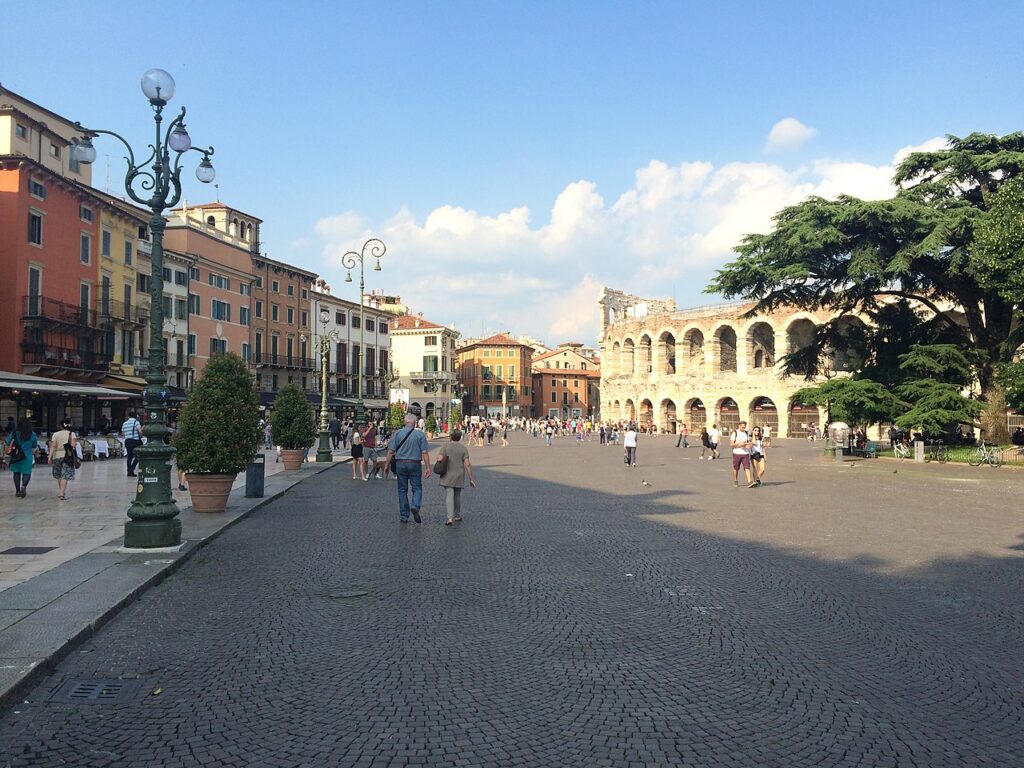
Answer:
[764, 117, 818, 153]
[306, 137, 932, 344]
[892, 136, 948, 165]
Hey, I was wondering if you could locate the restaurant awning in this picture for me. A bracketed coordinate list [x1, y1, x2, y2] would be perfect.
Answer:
[0, 371, 137, 399]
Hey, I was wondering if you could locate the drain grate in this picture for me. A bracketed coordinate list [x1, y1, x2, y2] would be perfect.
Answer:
[49, 679, 143, 704]
[1, 546, 58, 555]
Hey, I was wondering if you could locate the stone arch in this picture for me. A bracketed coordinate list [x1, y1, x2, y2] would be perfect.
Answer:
[713, 325, 737, 373]
[715, 396, 740, 433]
[788, 401, 820, 440]
[660, 398, 678, 433]
[624, 398, 637, 422]
[746, 321, 776, 371]
[639, 334, 653, 374]
[611, 341, 621, 375]
[682, 327, 705, 371]
[639, 398, 654, 428]
[205, 215, 216, 228]
[425, 402, 435, 417]
[613, 399, 621, 420]
[686, 398, 707, 431]
[749, 396, 779, 435]
[622, 339, 635, 375]
[786, 317, 817, 357]
[658, 330, 676, 375]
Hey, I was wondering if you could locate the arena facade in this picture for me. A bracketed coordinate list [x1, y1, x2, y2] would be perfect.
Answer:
[599, 288, 841, 438]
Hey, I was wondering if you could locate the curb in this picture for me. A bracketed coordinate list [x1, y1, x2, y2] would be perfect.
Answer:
[0, 461, 339, 714]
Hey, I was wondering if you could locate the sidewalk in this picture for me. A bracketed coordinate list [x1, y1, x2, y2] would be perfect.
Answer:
[0, 450, 346, 712]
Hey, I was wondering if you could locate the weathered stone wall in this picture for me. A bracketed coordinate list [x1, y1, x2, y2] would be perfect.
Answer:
[599, 296, 831, 437]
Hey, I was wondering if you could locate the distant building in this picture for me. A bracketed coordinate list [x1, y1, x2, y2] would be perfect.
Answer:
[531, 343, 601, 420]
[364, 290, 408, 317]
[456, 333, 534, 418]
[517, 335, 551, 356]
[389, 314, 460, 421]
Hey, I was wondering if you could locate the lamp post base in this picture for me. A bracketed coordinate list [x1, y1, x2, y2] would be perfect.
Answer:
[124, 443, 181, 548]
[315, 428, 333, 463]
[124, 517, 182, 549]
[355, 401, 367, 428]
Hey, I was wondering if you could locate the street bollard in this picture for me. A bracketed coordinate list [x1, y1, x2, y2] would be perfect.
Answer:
[245, 454, 265, 498]
[914, 439, 925, 463]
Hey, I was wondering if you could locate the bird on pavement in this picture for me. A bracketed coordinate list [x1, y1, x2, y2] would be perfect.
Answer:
[641, 479, 651, 487]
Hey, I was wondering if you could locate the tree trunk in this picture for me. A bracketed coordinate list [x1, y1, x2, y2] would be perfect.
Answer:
[979, 382, 1010, 444]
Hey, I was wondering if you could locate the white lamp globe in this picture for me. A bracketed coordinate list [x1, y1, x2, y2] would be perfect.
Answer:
[168, 126, 191, 152]
[141, 69, 176, 105]
[195, 157, 215, 183]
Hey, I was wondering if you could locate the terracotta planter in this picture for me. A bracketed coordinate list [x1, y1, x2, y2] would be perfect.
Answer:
[280, 449, 306, 470]
[186, 473, 237, 513]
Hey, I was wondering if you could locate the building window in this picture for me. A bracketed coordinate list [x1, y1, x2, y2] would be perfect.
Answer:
[272, 280, 279, 293]
[49, 143, 61, 159]
[255, 300, 263, 318]
[187, 293, 200, 315]
[287, 307, 294, 325]
[351, 313, 360, 326]
[79, 205, 93, 222]
[254, 276, 263, 289]
[301, 310, 308, 327]
[483, 385, 492, 400]
[573, 378, 579, 388]
[379, 322, 388, 334]
[210, 337, 228, 355]
[271, 304, 279, 321]
[562, 392, 569, 405]
[188, 333, 196, 355]
[336, 312, 346, 326]
[287, 284, 294, 296]
[189, 266, 200, 281]
[137, 273, 150, 293]
[574, 392, 580, 403]
[208, 273, 230, 290]
[301, 288, 308, 300]
[239, 306, 250, 326]
[80, 233, 91, 264]
[424, 335, 437, 346]
[163, 267, 172, 282]
[240, 283, 251, 296]
[509, 365, 515, 379]
[175, 298, 187, 321]
[423, 355, 439, 373]
[15, 123, 27, 139]
[124, 239, 133, 265]
[101, 230, 112, 257]
[211, 299, 231, 322]
[163, 295, 173, 318]
[28, 179, 46, 200]
[241, 342, 251, 362]
[28, 212, 43, 245]
[175, 270, 188, 286]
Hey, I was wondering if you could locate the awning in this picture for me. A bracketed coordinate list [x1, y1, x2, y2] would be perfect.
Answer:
[0, 371, 136, 399]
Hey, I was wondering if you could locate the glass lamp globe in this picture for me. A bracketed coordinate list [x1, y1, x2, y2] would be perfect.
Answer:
[74, 138, 97, 165]
[195, 157, 215, 183]
[320, 308, 330, 325]
[141, 69, 176, 105]
[168, 126, 191, 152]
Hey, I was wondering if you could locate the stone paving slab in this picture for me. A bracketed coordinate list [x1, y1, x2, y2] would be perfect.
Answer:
[0, 459, 339, 713]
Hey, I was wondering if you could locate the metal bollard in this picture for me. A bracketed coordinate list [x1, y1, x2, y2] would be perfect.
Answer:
[245, 454, 265, 498]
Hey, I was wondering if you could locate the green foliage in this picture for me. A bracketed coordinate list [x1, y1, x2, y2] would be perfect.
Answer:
[998, 362, 1024, 411]
[975, 176, 1024, 306]
[449, 405, 462, 428]
[388, 403, 406, 429]
[709, 132, 1024, 395]
[425, 415, 438, 433]
[897, 344, 976, 389]
[895, 380, 984, 433]
[790, 378, 905, 426]
[174, 353, 260, 475]
[269, 384, 317, 450]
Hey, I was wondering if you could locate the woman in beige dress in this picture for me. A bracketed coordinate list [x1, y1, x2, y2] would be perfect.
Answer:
[437, 429, 476, 526]
[48, 418, 77, 501]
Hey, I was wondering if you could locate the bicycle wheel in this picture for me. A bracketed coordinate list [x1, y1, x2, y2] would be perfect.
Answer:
[990, 449, 1003, 468]
[967, 449, 982, 467]
[936, 446, 948, 463]
[924, 450, 932, 463]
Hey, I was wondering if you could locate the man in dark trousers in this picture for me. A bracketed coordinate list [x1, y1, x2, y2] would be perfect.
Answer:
[329, 414, 341, 449]
[120, 410, 143, 477]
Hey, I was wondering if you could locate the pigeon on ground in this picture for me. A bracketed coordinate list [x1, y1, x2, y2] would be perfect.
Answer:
[641, 479, 651, 487]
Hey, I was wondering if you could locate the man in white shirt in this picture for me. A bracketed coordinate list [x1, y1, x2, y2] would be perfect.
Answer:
[623, 425, 638, 467]
[708, 424, 721, 460]
[730, 420, 755, 488]
[120, 410, 143, 477]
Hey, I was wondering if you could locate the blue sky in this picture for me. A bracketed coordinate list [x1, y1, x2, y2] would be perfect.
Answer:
[4, 1, 1022, 342]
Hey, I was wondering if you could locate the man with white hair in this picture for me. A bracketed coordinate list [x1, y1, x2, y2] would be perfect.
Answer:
[385, 413, 432, 523]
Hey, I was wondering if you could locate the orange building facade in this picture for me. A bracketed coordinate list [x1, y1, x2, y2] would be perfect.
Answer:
[456, 333, 534, 418]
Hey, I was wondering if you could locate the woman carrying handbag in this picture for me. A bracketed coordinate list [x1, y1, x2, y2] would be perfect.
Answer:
[435, 429, 476, 526]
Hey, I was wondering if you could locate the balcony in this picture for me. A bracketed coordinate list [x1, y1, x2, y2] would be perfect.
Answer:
[23, 295, 103, 329]
[410, 371, 457, 382]
[254, 352, 316, 371]
[21, 343, 112, 373]
[164, 353, 193, 369]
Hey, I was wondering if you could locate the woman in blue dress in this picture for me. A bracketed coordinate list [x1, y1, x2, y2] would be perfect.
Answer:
[6, 417, 37, 498]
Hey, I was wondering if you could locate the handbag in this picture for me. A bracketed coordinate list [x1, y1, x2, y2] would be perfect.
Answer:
[432, 452, 449, 476]
[65, 442, 82, 469]
[7, 438, 26, 464]
[623, 451, 629, 464]
[389, 428, 414, 474]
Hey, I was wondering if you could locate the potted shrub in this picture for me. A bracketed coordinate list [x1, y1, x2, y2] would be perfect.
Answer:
[388, 402, 406, 430]
[425, 414, 438, 438]
[271, 383, 316, 469]
[174, 352, 261, 513]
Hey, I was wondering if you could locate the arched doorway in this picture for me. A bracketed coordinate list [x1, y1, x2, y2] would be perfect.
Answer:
[660, 398, 677, 433]
[747, 322, 775, 370]
[659, 332, 676, 375]
[613, 399, 621, 420]
[624, 398, 636, 422]
[716, 397, 740, 433]
[687, 398, 706, 431]
[639, 335, 653, 374]
[749, 396, 779, 435]
[715, 326, 737, 372]
[788, 402, 819, 439]
[622, 339, 635, 375]
[639, 398, 654, 429]
[684, 329, 705, 370]
[425, 402, 435, 417]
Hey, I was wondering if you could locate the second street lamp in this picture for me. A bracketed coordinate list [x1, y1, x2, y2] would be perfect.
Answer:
[305, 310, 340, 463]
[73, 68, 215, 549]
[341, 238, 386, 427]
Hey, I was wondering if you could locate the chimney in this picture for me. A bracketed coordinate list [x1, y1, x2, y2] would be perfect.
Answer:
[415, 318, 421, 328]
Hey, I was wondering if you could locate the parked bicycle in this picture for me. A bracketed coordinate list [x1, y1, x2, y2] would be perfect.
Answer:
[893, 442, 913, 461]
[967, 441, 1002, 468]
[923, 444, 948, 463]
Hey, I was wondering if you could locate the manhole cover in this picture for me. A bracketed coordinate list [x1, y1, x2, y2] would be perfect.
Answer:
[49, 679, 143, 704]
[1, 546, 58, 555]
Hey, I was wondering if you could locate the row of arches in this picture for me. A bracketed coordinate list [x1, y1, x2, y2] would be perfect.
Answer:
[606, 316, 864, 377]
[607, 396, 824, 438]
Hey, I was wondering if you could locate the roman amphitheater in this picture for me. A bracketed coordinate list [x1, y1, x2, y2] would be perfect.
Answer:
[599, 288, 846, 438]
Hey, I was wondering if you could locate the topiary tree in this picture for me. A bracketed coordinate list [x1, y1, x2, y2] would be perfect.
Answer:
[270, 384, 317, 450]
[425, 414, 438, 433]
[388, 402, 406, 429]
[174, 352, 260, 475]
[449, 405, 462, 430]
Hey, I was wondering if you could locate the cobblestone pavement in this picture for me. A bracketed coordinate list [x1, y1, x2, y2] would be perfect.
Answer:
[1, 436, 1021, 767]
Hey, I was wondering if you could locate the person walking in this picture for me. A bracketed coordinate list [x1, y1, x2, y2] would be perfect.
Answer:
[350, 427, 366, 480]
[699, 426, 712, 459]
[6, 417, 37, 498]
[386, 413, 432, 524]
[486, 420, 495, 445]
[263, 420, 273, 450]
[708, 423, 721, 460]
[121, 410, 143, 477]
[750, 426, 767, 487]
[329, 415, 341, 450]
[730, 420, 755, 488]
[676, 423, 689, 448]
[363, 422, 378, 476]
[545, 421, 554, 447]
[436, 428, 476, 526]
[500, 420, 509, 447]
[624, 424, 638, 467]
[48, 418, 77, 501]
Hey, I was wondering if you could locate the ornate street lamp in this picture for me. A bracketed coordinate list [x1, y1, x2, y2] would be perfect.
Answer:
[304, 309, 340, 462]
[73, 69, 215, 549]
[341, 238, 386, 426]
